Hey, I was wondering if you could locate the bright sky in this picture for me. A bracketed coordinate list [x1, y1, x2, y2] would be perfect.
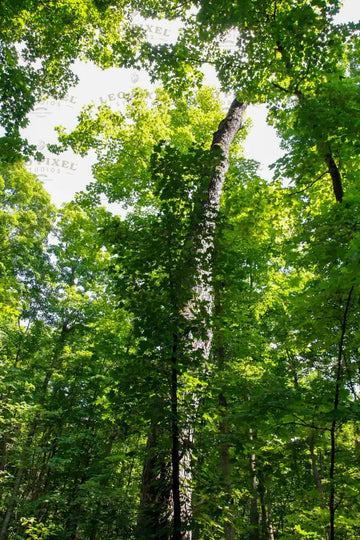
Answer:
[23, 0, 360, 208]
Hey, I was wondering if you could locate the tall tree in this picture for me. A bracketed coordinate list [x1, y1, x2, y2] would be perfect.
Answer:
[55, 87, 248, 537]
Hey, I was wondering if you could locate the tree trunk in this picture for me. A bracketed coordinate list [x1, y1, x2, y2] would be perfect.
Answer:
[179, 99, 247, 538]
[136, 419, 171, 540]
[215, 289, 235, 540]
[219, 393, 235, 540]
[137, 99, 247, 539]
[249, 428, 260, 540]
[329, 286, 353, 540]
[309, 433, 324, 496]
[325, 152, 343, 203]
[171, 334, 182, 540]
[267, 500, 275, 540]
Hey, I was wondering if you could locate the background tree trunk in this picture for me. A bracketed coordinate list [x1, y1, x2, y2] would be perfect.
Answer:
[329, 286, 354, 540]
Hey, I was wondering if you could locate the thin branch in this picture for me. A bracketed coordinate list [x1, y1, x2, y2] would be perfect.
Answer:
[286, 171, 328, 196]
[277, 420, 330, 432]
[272, 82, 292, 94]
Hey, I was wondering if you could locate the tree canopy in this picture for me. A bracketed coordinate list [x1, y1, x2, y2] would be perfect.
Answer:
[0, 1, 359, 539]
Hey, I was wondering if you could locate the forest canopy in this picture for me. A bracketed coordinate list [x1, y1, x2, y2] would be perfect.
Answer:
[0, 1, 360, 539]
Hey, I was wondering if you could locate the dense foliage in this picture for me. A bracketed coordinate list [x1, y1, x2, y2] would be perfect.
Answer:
[0, 1, 359, 539]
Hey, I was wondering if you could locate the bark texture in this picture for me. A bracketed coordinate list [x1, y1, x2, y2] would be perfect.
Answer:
[183, 99, 247, 338]
[137, 99, 247, 540]
[325, 152, 343, 203]
[180, 99, 247, 538]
